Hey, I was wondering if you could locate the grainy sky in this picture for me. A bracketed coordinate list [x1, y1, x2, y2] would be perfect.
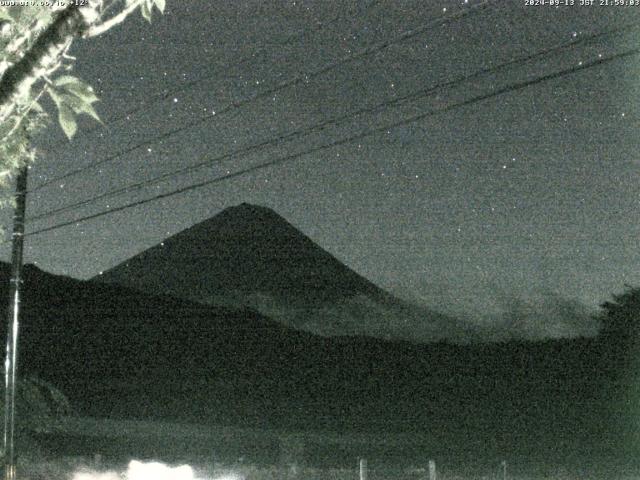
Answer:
[2, 0, 640, 336]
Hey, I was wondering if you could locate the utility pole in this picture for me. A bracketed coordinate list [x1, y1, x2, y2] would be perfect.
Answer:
[3, 166, 28, 480]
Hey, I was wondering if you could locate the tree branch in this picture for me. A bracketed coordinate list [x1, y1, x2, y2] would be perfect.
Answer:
[0, 6, 70, 78]
[84, 0, 143, 38]
[0, 84, 47, 145]
[0, 2, 100, 126]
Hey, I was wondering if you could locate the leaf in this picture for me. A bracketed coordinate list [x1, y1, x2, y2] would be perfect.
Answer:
[141, 1, 152, 22]
[0, 8, 13, 23]
[47, 88, 78, 140]
[57, 93, 102, 123]
[49, 81, 101, 138]
[54, 75, 99, 103]
[72, 98, 101, 123]
[57, 94, 83, 113]
[64, 83, 99, 104]
[0, 121, 12, 139]
[154, 0, 165, 13]
[58, 105, 77, 139]
[53, 75, 80, 87]
[47, 87, 62, 107]
[0, 20, 12, 38]
[6, 7, 22, 22]
[33, 8, 52, 23]
[30, 101, 44, 113]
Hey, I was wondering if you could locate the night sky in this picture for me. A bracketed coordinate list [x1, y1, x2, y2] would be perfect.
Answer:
[2, 0, 640, 338]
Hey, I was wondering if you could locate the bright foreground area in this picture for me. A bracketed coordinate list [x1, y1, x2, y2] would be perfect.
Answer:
[14, 457, 640, 480]
[24, 459, 246, 480]
[72, 460, 204, 480]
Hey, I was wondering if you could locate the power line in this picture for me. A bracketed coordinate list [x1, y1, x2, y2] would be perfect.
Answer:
[29, 0, 497, 193]
[23, 46, 640, 239]
[50, 1, 388, 149]
[44, 6, 356, 152]
[27, 22, 638, 224]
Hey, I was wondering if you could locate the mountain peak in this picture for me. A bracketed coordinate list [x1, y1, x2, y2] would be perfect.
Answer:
[225, 202, 272, 215]
[97, 204, 386, 305]
[213, 203, 289, 228]
[232, 202, 262, 210]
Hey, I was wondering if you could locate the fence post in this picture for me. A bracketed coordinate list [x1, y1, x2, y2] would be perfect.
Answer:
[359, 458, 368, 480]
[428, 460, 437, 480]
[501, 460, 507, 480]
[279, 434, 304, 476]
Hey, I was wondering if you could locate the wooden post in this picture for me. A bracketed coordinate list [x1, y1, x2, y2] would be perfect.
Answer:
[359, 458, 367, 480]
[501, 460, 507, 480]
[428, 460, 437, 480]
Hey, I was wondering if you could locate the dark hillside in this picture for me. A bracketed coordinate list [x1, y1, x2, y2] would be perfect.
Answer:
[0, 263, 626, 466]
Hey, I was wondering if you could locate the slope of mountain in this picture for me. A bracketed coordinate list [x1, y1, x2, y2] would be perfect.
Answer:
[95, 203, 470, 341]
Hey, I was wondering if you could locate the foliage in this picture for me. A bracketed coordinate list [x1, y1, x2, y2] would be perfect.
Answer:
[594, 285, 640, 390]
[48, 75, 100, 139]
[0, 0, 166, 188]
[3, 376, 72, 432]
[0, 376, 72, 459]
[593, 286, 640, 453]
[0, 0, 166, 459]
[596, 285, 640, 344]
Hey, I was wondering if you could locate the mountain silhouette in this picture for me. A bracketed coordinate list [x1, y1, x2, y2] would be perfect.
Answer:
[96, 203, 468, 341]
[97, 203, 385, 301]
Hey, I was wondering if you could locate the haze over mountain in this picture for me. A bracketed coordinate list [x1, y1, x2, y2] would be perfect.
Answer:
[95, 203, 484, 342]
